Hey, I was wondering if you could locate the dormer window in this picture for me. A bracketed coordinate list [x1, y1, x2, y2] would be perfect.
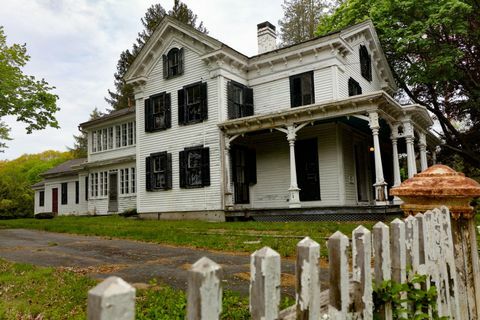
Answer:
[348, 78, 362, 96]
[163, 48, 184, 79]
[360, 45, 372, 81]
[290, 71, 314, 108]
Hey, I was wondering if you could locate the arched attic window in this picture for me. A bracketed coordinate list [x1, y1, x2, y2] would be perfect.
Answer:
[359, 45, 372, 81]
[163, 47, 184, 79]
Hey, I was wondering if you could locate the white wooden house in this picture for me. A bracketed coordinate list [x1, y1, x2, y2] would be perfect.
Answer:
[34, 17, 438, 220]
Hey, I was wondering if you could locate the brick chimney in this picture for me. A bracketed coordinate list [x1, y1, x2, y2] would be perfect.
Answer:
[257, 21, 277, 54]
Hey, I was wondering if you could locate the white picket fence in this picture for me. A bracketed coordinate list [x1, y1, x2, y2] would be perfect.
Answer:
[87, 206, 463, 320]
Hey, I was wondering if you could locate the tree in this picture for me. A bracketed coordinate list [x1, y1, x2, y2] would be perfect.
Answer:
[0, 26, 59, 151]
[68, 107, 103, 158]
[106, 1, 208, 111]
[278, 0, 328, 46]
[317, 0, 480, 169]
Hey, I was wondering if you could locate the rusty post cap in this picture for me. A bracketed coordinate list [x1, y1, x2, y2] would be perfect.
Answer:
[391, 164, 480, 198]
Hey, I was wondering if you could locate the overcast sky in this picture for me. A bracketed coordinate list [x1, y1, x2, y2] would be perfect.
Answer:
[0, 0, 284, 160]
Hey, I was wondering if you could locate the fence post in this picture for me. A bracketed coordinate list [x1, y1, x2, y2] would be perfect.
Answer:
[352, 226, 373, 319]
[250, 246, 281, 320]
[328, 231, 350, 320]
[187, 257, 222, 320]
[296, 237, 321, 319]
[87, 276, 135, 320]
[373, 222, 392, 320]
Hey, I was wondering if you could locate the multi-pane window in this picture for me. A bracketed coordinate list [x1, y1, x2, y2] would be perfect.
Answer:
[92, 131, 97, 152]
[122, 123, 127, 147]
[359, 45, 372, 81]
[348, 78, 362, 96]
[125, 169, 129, 194]
[163, 47, 184, 79]
[61, 182, 68, 205]
[131, 168, 136, 194]
[145, 93, 171, 132]
[85, 176, 89, 201]
[102, 128, 108, 150]
[116, 125, 121, 148]
[179, 147, 210, 188]
[146, 153, 172, 191]
[91, 122, 135, 153]
[75, 181, 79, 204]
[95, 173, 98, 197]
[90, 172, 108, 198]
[119, 168, 135, 194]
[108, 127, 114, 149]
[39, 191, 45, 207]
[128, 122, 134, 145]
[290, 71, 314, 108]
[120, 169, 125, 194]
[227, 81, 254, 119]
[97, 130, 102, 151]
[178, 82, 208, 125]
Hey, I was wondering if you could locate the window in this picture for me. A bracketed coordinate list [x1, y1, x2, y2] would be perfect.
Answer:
[178, 82, 208, 125]
[128, 123, 134, 145]
[131, 167, 136, 193]
[290, 71, 314, 108]
[103, 172, 108, 196]
[102, 128, 108, 150]
[122, 124, 127, 147]
[125, 168, 129, 194]
[145, 93, 171, 132]
[97, 130, 102, 151]
[179, 147, 210, 188]
[95, 173, 98, 197]
[92, 131, 97, 152]
[227, 81, 254, 119]
[85, 176, 88, 201]
[108, 127, 114, 149]
[120, 169, 126, 194]
[348, 78, 362, 96]
[39, 191, 45, 207]
[75, 181, 79, 204]
[360, 45, 372, 81]
[163, 48, 184, 79]
[116, 125, 121, 148]
[146, 152, 172, 191]
[61, 182, 68, 205]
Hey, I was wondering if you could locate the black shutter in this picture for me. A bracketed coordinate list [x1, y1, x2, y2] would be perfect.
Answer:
[201, 147, 210, 186]
[244, 87, 254, 117]
[165, 93, 171, 128]
[227, 81, 236, 119]
[247, 148, 257, 185]
[178, 89, 185, 125]
[162, 54, 168, 79]
[179, 150, 186, 188]
[166, 153, 172, 189]
[146, 156, 152, 191]
[144, 98, 152, 132]
[200, 82, 208, 120]
[289, 76, 299, 107]
[348, 78, 354, 96]
[85, 176, 88, 201]
[178, 48, 184, 75]
[309, 71, 315, 104]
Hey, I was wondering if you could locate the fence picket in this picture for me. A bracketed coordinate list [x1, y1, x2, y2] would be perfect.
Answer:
[404, 215, 419, 277]
[328, 231, 350, 320]
[352, 225, 373, 319]
[87, 276, 135, 320]
[187, 257, 222, 320]
[295, 237, 321, 319]
[250, 246, 281, 320]
[390, 218, 407, 318]
[372, 222, 392, 319]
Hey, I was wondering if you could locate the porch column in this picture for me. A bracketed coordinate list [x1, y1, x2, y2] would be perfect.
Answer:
[390, 125, 402, 187]
[224, 134, 238, 209]
[403, 120, 417, 178]
[368, 112, 388, 203]
[418, 132, 428, 172]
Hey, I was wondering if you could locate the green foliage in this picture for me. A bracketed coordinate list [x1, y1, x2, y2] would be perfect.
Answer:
[0, 150, 73, 218]
[317, 0, 480, 169]
[0, 26, 59, 150]
[373, 274, 447, 320]
[68, 107, 103, 158]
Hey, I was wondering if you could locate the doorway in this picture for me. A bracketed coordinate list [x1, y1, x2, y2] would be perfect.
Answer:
[295, 138, 321, 201]
[354, 142, 370, 203]
[108, 172, 118, 212]
[52, 188, 58, 215]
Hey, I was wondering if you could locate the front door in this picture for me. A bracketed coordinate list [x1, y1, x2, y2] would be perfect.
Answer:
[52, 188, 58, 215]
[295, 138, 320, 201]
[108, 172, 118, 212]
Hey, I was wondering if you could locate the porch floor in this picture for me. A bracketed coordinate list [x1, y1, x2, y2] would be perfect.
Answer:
[225, 204, 402, 222]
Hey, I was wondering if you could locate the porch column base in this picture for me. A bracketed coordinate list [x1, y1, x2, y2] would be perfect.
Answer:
[225, 192, 234, 210]
[373, 181, 388, 203]
[392, 196, 403, 205]
[288, 187, 301, 208]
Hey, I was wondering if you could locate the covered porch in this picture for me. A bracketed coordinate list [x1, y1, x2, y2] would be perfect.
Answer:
[218, 91, 438, 218]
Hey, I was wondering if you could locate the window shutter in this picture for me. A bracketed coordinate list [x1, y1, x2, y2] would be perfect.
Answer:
[200, 82, 208, 120]
[244, 87, 254, 117]
[247, 148, 257, 185]
[165, 93, 172, 128]
[289, 77, 299, 107]
[348, 78, 354, 96]
[227, 81, 236, 119]
[178, 48, 184, 75]
[309, 72, 315, 104]
[144, 98, 152, 132]
[166, 153, 172, 189]
[179, 150, 186, 188]
[146, 156, 152, 191]
[162, 54, 168, 79]
[178, 89, 185, 125]
[201, 147, 210, 186]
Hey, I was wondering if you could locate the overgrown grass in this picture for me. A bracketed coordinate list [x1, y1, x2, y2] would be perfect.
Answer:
[0, 259, 291, 319]
[0, 215, 376, 257]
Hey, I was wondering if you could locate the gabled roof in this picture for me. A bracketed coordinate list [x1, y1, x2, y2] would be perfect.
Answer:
[124, 17, 397, 92]
[41, 158, 87, 178]
[79, 107, 135, 129]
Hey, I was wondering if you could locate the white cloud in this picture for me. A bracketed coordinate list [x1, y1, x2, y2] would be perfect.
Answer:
[0, 0, 283, 160]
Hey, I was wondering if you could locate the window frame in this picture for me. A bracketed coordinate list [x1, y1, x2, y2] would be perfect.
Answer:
[146, 152, 172, 191]
[359, 45, 372, 81]
[227, 81, 254, 119]
[145, 92, 171, 132]
[179, 146, 210, 189]
[163, 47, 184, 79]
[39, 191, 45, 207]
[61, 182, 68, 205]
[75, 181, 79, 204]
[289, 71, 315, 108]
[178, 82, 208, 125]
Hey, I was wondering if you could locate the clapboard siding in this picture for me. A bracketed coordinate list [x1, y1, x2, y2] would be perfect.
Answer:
[137, 42, 222, 214]
[40, 176, 88, 216]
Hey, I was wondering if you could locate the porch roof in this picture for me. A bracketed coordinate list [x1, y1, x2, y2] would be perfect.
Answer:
[218, 90, 437, 145]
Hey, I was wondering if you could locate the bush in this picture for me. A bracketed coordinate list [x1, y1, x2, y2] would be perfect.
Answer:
[34, 212, 55, 219]
[119, 208, 137, 217]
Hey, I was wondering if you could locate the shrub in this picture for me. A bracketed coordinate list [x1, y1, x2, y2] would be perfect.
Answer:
[119, 208, 138, 217]
[34, 212, 55, 219]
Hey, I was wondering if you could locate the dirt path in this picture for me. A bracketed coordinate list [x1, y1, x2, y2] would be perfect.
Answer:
[0, 229, 329, 297]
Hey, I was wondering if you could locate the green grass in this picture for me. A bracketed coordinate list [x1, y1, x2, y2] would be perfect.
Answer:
[0, 259, 291, 319]
[0, 215, 375, 257]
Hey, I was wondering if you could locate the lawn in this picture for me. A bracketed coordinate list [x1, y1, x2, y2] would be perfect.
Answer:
[0, 215, 376, 257]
